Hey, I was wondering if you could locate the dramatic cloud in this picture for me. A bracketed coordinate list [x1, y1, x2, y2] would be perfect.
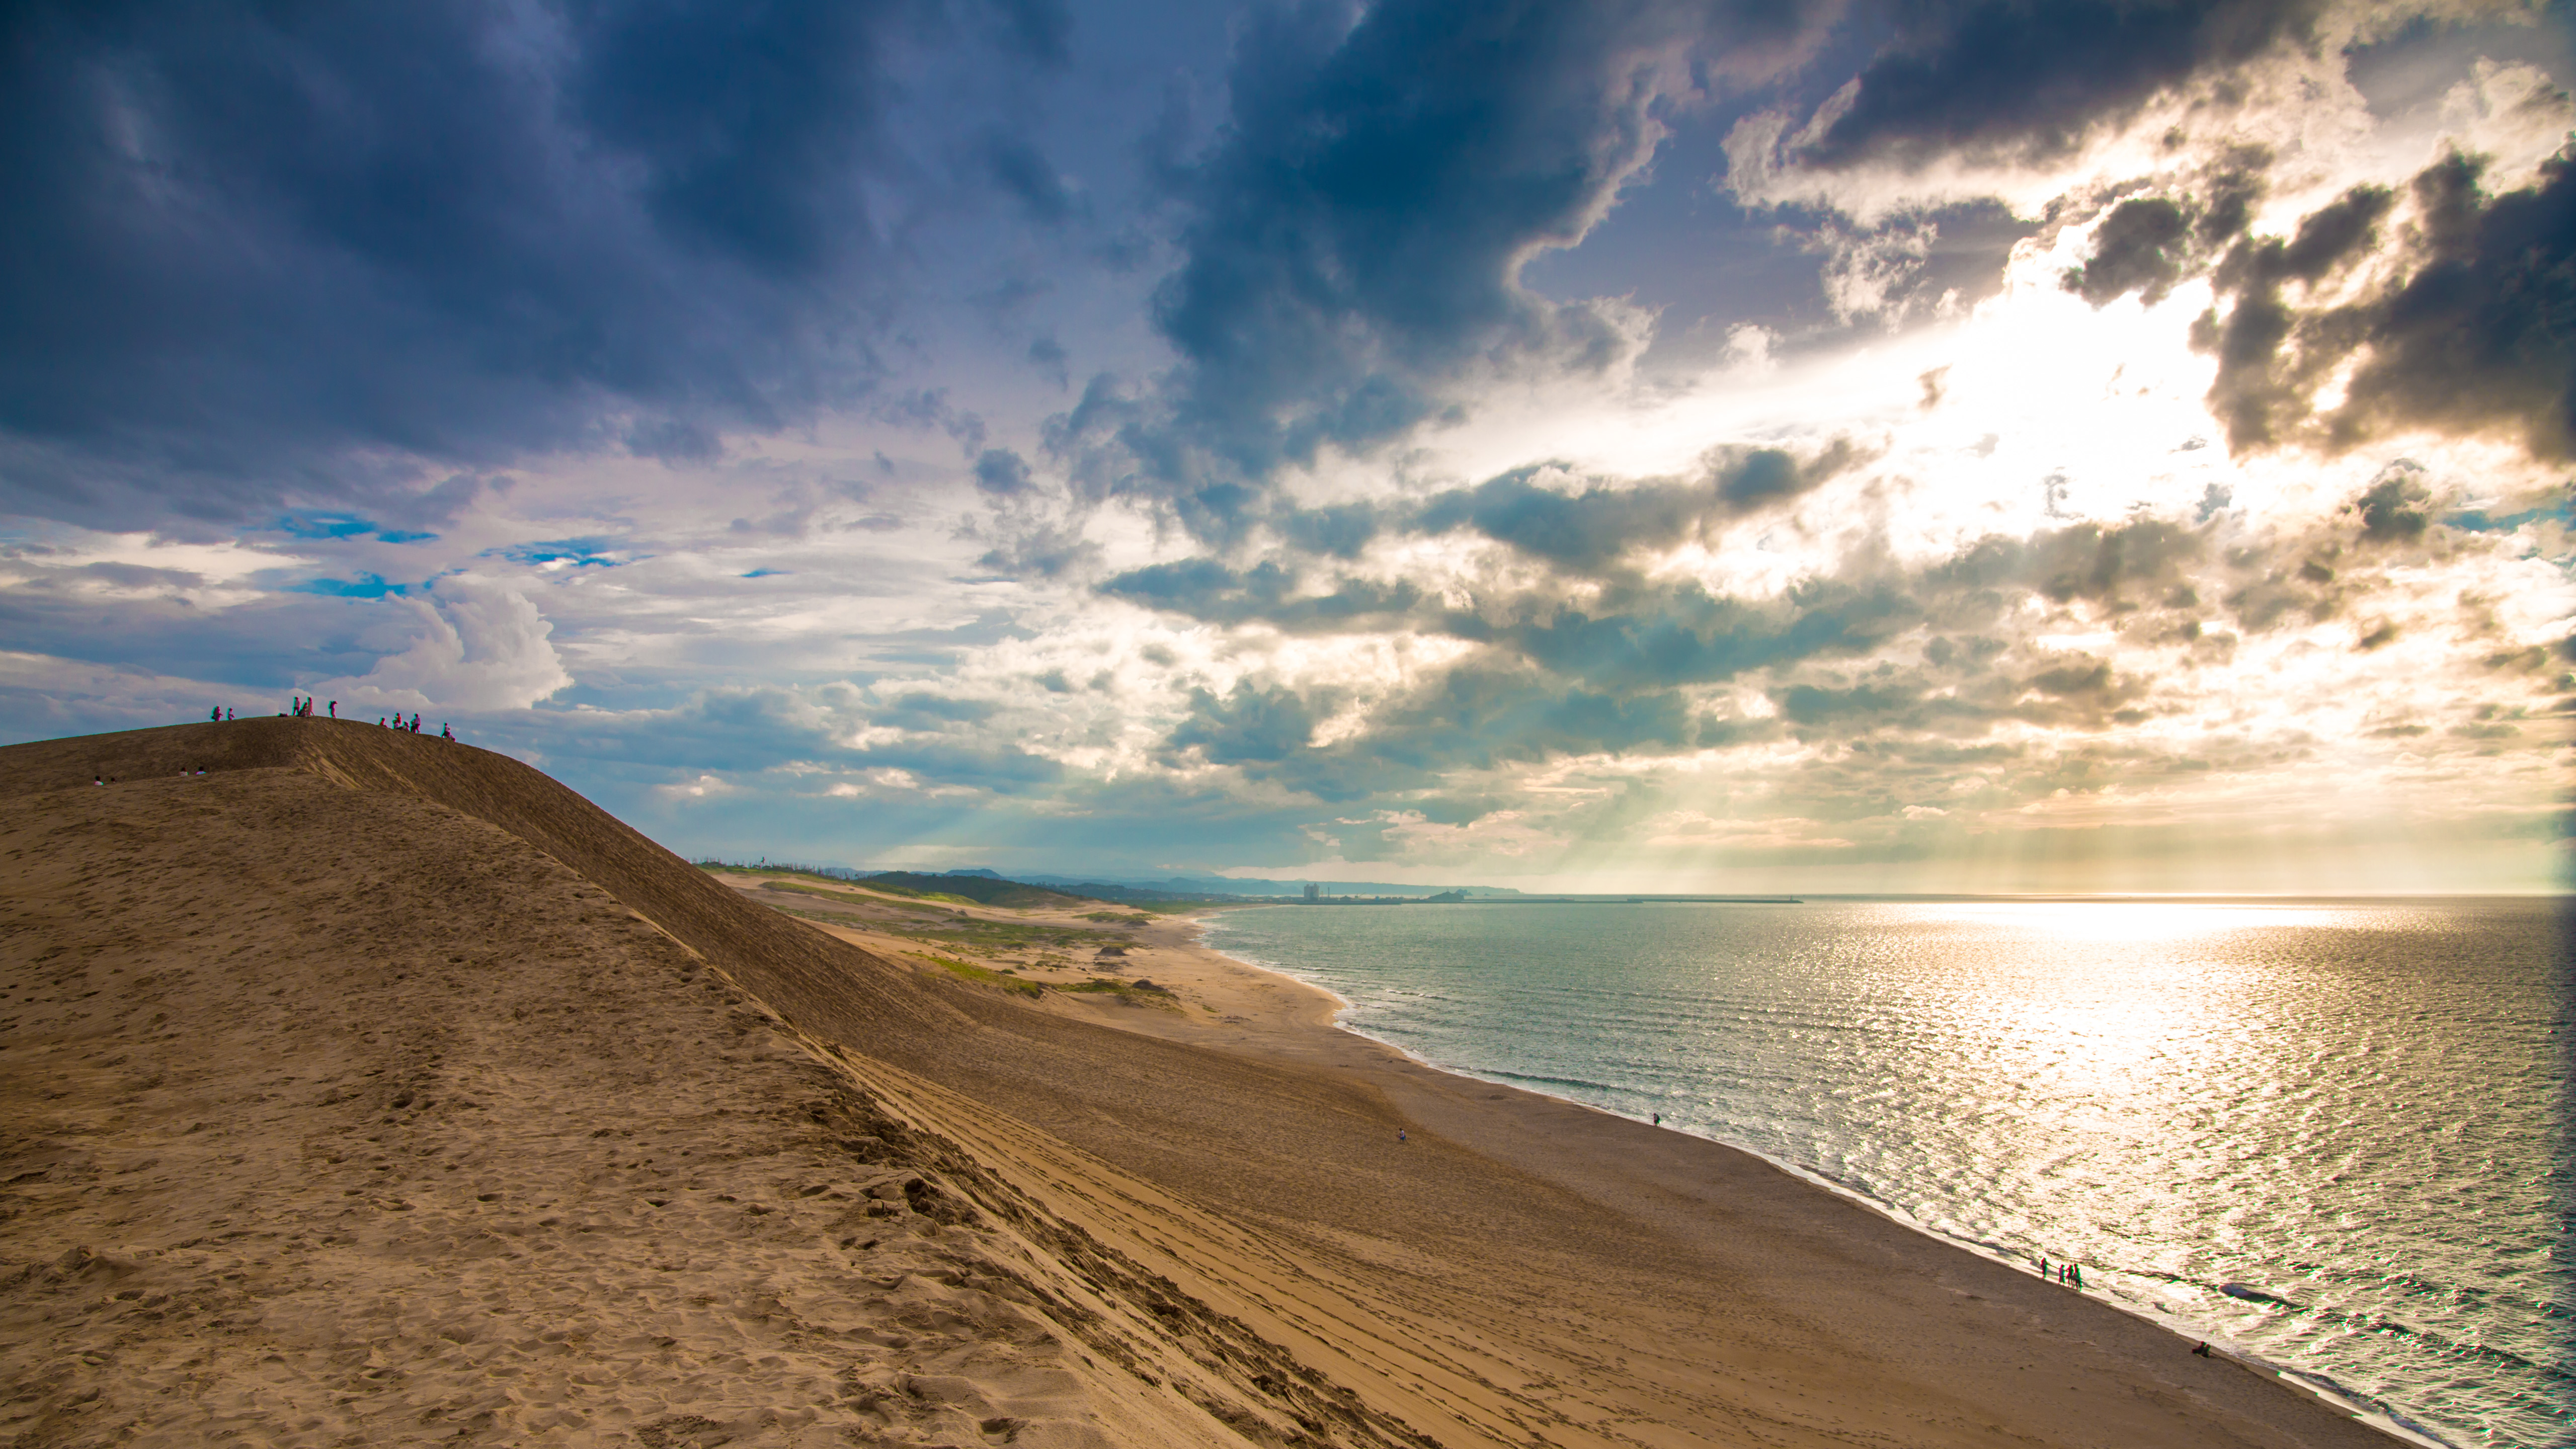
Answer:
[1052, 0, 1835, 536]
[2, 0, 2567, 892]
[1801, 0, 2325, 169]
[0, 0, 1060, 524]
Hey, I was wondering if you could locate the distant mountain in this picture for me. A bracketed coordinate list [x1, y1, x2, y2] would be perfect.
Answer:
[861, 871, 1090, 909]
[1016, 872, 1520, 899]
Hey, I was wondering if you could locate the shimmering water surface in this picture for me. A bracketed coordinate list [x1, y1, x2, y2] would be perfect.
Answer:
[1202, 899, 2571, 1448]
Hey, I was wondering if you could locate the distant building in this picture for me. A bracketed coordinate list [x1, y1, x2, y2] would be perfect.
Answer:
[1303, 882, 1319, 901]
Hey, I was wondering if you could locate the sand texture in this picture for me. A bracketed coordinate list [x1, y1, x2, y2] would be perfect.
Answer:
[2, 720, 2402, 1448]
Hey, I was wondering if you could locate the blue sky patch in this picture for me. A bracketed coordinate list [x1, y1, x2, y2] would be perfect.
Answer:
[277, 514, 438, 543]
[491, 538, 629, 569]
[288, 573, 409, 598]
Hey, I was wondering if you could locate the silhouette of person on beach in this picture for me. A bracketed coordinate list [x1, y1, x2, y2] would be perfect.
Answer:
[328, 700, 336, 718]
[2192, 1341, 2212, 1357]
[209, 705, 220, 722]
[1398, 1131, 1407, 1143]
[440, 723, 452, 740]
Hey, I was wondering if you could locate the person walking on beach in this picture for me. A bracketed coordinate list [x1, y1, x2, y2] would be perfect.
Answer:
[328, 700, 337, 718]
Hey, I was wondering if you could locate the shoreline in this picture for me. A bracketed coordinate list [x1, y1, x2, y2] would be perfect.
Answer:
[10, 723, 2433, 1448]
[1164, 902, 2450, 1449]
[705, 863, 2431, 1449]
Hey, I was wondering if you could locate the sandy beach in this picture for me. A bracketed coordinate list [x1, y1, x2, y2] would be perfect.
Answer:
[3, 719, 2404, 1447]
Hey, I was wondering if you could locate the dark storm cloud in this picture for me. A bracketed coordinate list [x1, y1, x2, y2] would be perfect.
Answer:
[1166, 681, 1330, 766]
[1802, 0, 2322, 167]
[969, 0, 1073, 64]
[972, 448, 1038, 497]
[1099, 558, 1423, 629]
[980, 132, 1079, 225]
[2327, 147, 2576, 459]
[1409, 441, 1866, 571]
[2064, 197, 2193, 305]
[2200, 147, 2576, 458]
[1272, 501, 1384, 559]
[1043, 0, 1823, 540]
[1413, 466, 1710, 570]
[2348, 467, 2432, 543]
[1451, 573, 1926, 693]
[2061, 146, 2273, 308]
[0, 0, 1060, 526]
[1162, 667, 1697, 800]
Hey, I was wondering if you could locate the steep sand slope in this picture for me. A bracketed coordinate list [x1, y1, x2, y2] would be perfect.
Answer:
[0, 727, 1423, 1448]
[3, 721, 2399, 1448]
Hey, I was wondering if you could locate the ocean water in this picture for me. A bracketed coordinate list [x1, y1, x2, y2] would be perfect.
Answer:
[1201, 898, 2571, 1449]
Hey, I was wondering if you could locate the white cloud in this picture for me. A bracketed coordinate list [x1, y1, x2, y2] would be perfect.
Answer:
[315, 574, 573, 713]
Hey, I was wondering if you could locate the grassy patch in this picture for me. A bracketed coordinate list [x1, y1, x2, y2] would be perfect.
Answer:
[921, 954, 1044, 998]
[1081, 910, 1153, 924]
[899, 919, 1120, 951]
[1062, 979, 1178, 1008]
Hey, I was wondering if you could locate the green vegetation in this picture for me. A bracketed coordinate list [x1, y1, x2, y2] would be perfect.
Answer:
[1062, 979, 1178, 1008]
[904, 917, 1121, 952]
[920, 954, 1044, 999]
[1081, 910, 1153, 924]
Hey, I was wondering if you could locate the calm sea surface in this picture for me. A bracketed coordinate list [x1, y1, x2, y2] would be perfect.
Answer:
[1200, 898, 2571, 1449]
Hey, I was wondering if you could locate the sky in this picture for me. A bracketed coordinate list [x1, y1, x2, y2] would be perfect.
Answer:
[2, 0, 2569, 894]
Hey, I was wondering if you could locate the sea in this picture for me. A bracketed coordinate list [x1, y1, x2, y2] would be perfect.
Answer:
[1199, 897, 2571, 1449]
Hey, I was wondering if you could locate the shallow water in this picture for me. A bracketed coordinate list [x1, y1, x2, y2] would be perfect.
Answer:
[1201, 898, 2571, 1449]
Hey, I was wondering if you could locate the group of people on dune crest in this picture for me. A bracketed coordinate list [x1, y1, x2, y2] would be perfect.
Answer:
[206, 700, 456, 741]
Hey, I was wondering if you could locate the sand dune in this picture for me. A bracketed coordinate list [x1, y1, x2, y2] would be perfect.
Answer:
[3, 720, 2399, 1447]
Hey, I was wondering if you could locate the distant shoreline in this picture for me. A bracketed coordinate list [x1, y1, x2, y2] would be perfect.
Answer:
[1182, 902, 2469, 1449]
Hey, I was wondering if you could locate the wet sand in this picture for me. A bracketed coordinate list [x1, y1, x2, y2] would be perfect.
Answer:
[3, 719, 2404, 1448]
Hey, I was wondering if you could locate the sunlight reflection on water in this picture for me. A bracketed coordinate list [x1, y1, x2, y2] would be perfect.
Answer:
[1203, 898, 2570, 1449]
